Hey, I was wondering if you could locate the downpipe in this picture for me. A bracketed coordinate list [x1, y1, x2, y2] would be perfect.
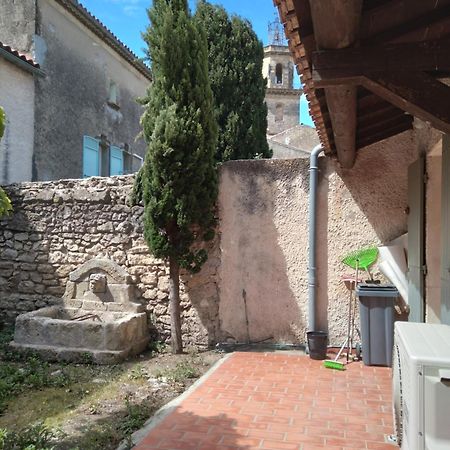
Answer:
[308, 144, 324, 333]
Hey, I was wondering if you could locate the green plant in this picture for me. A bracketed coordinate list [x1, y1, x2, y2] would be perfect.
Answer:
[137, 0, 218, 353]
[0, 106, 12, 218]
[118, 395, 150, 437]
[0, 422, 61, 450]
[155, 361, 199, 383]
[0, 356, 69, 413]
[148, 340, 166, 355]
[195, 1, 271, 162]
[80, 352, 94, 365]
[128, 364, 148, 380]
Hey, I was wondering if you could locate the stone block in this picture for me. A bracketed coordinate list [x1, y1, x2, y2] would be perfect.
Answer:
[82, 300, 107, 311]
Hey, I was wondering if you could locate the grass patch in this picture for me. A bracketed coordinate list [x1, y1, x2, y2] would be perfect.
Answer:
[154, 360, 199, 383]
[0, 326, 220, 449]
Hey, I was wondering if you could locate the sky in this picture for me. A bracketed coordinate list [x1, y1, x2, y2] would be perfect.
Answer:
[81, 0, 314, 127]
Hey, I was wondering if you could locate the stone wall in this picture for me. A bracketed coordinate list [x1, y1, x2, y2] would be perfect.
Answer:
[0, 134, 417, 347]
[0, 176, 220, 348]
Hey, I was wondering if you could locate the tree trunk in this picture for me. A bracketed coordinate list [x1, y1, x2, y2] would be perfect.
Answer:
[169, 256, 183, 354]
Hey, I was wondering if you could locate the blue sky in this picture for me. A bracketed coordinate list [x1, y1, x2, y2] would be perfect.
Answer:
[81, 0, 313, 126]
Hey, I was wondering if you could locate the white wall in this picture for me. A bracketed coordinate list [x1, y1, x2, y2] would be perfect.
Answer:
[0, 58, 35, 183]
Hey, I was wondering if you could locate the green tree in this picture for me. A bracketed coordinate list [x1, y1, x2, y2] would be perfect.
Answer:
[138, 0, 217, 353]
[0, 107, 12, 217]
[195, 0, 271, 162]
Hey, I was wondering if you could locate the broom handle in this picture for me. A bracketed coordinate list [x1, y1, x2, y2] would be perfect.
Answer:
[346, 282, 353, 362]
[351, 262, 360, 354]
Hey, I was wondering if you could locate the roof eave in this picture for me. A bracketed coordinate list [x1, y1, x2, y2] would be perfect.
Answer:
[0, 47, 45, 76]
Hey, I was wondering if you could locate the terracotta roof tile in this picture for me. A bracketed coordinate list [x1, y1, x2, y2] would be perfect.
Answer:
[0, 42, 41, 69]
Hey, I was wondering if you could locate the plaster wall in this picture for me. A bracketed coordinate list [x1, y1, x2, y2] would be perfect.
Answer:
[218, 159, 310, 343]
[0, 59, 35, 184]
[218, 131, 415, 345]
[0, 0, 36, 52]
[322, 131, 416, 342]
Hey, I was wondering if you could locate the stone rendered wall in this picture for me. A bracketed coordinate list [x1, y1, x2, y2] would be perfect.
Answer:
[218, 131, 415, 345]
[0, 176, 220, 348]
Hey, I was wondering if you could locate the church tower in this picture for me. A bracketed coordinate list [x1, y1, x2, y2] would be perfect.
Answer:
[263, 16, 302, 136]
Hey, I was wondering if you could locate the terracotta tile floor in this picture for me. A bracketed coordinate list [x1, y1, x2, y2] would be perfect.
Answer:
[135, 352, 395, 450]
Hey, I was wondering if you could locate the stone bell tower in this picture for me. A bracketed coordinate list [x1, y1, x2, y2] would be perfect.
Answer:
[263, 16, 302, 136]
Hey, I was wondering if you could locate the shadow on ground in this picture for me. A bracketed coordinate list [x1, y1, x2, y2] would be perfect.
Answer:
[133, 408, 252, 450]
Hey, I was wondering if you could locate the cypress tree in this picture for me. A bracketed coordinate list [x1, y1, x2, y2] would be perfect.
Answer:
[139, 0, 217, 353]
[195, 1, 271, 162]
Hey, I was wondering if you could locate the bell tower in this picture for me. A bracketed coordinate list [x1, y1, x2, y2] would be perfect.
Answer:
[263, 15, 302, 136]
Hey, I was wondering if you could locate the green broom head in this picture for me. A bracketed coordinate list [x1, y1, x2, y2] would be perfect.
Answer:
[341, 247, 379, 271]
[323, 359, 346, 370]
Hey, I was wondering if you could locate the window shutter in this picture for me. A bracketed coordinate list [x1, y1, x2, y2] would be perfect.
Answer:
[110, 146, 124, 176]
[408, 156, 425, 322]
[83, 136, 100, 178]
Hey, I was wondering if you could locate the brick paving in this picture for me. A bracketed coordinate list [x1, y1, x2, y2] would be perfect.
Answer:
[134, 352, 395, 450]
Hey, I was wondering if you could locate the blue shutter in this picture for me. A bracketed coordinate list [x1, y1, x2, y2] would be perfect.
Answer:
[83, 136, 100, 177]
[110, 146, 124, 175]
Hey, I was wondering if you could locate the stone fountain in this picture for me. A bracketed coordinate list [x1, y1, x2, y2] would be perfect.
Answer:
[10, 258, 149, 363]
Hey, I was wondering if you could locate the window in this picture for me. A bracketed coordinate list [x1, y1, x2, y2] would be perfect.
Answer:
[275, 63, 283, 84]
[110, 146, 124, 176]
[108, 81, 119, 108]
[275, 103, 284, 122]
[83, 137, 135, 177]
[83, 136, 100, 177]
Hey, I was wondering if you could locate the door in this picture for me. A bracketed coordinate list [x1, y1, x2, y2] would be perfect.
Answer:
[110, 146, 124, 175]
[83, 136, 100, 177]
[441, 135, 450, 325]
[408, 156, 425, 322]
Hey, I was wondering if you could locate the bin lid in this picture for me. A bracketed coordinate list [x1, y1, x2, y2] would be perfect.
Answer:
[356, 283, 399, 297]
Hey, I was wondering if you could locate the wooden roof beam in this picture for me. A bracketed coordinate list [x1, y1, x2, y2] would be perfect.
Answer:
[312, 39, 450, 83]
[309, 0, 363, 169]
[363, 72, 450, 136]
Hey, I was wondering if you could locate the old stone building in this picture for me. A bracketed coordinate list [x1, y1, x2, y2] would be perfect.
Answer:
[262, 18, 319, 158]
[0, 0, 151, 182]
[262, 22, 302, 137]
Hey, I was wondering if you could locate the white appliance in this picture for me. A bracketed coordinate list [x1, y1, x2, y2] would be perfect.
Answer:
[393, 322, 450, 449]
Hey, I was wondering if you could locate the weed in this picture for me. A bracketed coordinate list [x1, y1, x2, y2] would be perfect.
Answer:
[0, 356, 69, 413]
[118, 394, 150, 437]
[80, 352, 94, 365]
[128, 365, 148, 381]
[154, 360, 199, 383]
[0, 422, 62, 450]
[147, 340, 166, 355]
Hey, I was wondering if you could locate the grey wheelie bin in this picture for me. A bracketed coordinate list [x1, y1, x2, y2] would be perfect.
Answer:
[356, 284, 399, 367]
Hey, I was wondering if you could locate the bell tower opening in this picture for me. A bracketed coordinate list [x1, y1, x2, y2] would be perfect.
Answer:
[275, 63, 283, 84]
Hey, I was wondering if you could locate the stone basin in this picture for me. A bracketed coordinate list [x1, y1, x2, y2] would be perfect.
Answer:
[11, 306, 149, 364]
[10, 258, 149, 364]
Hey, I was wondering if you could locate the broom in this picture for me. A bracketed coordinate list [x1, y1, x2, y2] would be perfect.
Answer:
[323, 337, 348, 370]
